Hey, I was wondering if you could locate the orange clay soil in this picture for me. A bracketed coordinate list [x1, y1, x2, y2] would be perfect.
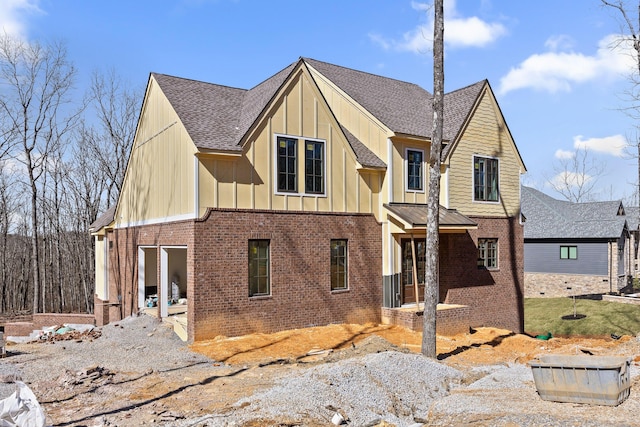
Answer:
[189, 323, 633, 368]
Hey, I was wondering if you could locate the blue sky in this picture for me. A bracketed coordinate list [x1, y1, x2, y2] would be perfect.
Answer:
[2, 0, 638, 203]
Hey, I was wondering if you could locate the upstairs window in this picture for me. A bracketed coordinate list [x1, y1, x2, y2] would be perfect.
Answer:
[277, 137, 297, 192]
[478, 238, 498, 269]
[560, 245, 577, 260]
[474, 156, 499, 202]
[305, 140, 324, 194]
[331, 239, 348, 291]
[406, 149, 424, 191]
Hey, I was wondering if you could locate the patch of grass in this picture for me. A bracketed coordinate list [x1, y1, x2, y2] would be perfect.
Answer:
[524, 297, 640, 337]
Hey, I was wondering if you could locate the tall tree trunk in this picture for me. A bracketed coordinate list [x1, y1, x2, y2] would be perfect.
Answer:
[422, 0, 444, 358]
[28, 164, 40, 314]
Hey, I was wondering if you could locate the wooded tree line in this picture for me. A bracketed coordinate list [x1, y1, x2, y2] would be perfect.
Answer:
[0, 34, 140, 316]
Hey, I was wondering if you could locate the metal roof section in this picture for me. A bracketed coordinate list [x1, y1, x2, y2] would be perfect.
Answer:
[384, 203, 477, 232]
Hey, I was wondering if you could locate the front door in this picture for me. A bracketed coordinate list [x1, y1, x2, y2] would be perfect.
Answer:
[401, 238, 425, 305]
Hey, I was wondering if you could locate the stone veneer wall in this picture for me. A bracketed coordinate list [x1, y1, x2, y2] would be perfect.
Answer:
[525, 272, 612, 297]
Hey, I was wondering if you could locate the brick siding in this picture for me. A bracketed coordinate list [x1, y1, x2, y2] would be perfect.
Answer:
[106, 209, 382, 342]
[381, 304, 470, 336]
[4, 313, 95, 337]
[439, 216, 524, 333]
[190, 209, 382, 341]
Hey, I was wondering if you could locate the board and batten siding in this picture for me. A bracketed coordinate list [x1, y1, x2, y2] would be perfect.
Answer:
[117, 78, 197, 227]
[524, 242, 608, 276]
[196, 68, 382, 218]
[307, 65, 391, 164]
[390, 138, 429, 204]
[446, 89, 522, 217]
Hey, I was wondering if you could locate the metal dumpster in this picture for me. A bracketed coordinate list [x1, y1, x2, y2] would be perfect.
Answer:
[529, 355, 631, 406]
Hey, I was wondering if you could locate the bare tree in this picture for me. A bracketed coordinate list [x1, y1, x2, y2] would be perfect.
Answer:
[86, 69, 141, 208]
[601, 1, 640, 226]
[421, 0, 444, 358]
[545, 146, 606, 202]
[0, 34, 80, 314]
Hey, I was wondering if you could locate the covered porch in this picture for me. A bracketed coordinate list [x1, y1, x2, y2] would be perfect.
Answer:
[381, 203, 476, 335]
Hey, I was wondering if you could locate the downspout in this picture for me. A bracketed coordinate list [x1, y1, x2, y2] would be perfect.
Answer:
[194, 155, 200, 218]
[609, 240, 613, 294]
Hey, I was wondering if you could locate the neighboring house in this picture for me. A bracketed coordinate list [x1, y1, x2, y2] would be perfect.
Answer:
[521, 186, 631, 297]
[90, 57, 527, 342]
[624, 206, 640, 282]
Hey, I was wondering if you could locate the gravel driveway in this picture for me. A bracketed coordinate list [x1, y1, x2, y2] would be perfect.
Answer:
[1, 315, 639, 426]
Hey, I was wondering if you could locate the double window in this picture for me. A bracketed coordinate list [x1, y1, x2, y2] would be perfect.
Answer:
[276, 135, 325, 195]
[331, 240, 348, 291]
[406, 149, 424, 191]
[249, 240, 270, 297]
[560, 245, 577, 260]
[478, 238, 498, 269]
[474, 156, 499, 202]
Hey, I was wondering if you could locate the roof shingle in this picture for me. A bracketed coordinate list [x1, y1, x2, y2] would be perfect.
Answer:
[521, 186, 627, 239]
[152, 57, 491, 165]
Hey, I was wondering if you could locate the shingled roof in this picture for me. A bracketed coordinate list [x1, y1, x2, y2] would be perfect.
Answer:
[521, 186, 628, 240]
[152, 57, 488, 164]
[89, 205, 116, 233]
[441, 80, 487, 159]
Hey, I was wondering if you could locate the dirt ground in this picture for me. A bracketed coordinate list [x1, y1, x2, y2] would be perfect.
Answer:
[7, 322, 638, 426]
[189, 323, 632, 368]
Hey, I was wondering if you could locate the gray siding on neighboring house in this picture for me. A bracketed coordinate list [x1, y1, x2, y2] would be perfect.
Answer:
[524, 241, 608, 275]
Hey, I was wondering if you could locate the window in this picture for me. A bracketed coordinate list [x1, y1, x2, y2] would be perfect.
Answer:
[560, 245, 577, 260]
[249, 240, 270, 296]
[407, 149, 424, 191]
[305, 140, 324, 194]
[277, 137, 297, 192]
[478, 238, 498, 269]
[331, 239, 348, 290]
[474, 156, 499, 202]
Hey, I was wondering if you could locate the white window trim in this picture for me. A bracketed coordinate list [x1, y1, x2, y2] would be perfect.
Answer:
[330, 239, 349, 291]
[478, 238, 499, 270]
[472, 154, 500, 204]
[249, 239, 272, 298]
[273, 133, 327, 198]
[405, 147, 425, 193]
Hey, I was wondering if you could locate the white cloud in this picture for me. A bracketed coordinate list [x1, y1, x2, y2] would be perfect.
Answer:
[445, 16, 506, 48]
[544, 35, 574, 51]
[368, 33, 391, 51]
[573, 134, 627, 157]
[555, 149, 574, 159]
[550, 170, 593, 188]
[371, 0, 506, 53]
[0, 0, 41, 38]
[499, 34, 636, 95]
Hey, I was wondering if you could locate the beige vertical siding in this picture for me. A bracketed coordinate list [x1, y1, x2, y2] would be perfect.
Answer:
[446, 89, 523, 217]
[389, 138, 430, 204]
[117, 78, 197, 226]
[94, 235, 106, 300]
[308, 65, 390, 168]
[193, 67, 383, 218]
